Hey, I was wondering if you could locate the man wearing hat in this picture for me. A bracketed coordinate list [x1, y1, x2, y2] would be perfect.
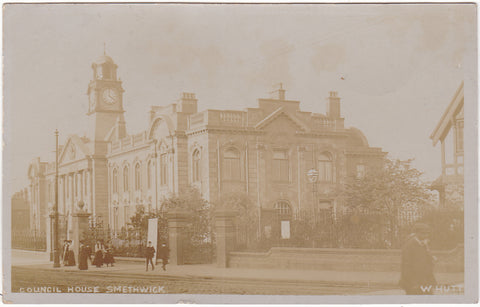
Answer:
[145, 241, 155, 271]
[399, 223, 437, 294]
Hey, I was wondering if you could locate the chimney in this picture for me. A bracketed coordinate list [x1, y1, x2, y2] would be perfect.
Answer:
[327, 91, 341, 119]
[178, 92, 198, 114]
[270, 83, 286, 100]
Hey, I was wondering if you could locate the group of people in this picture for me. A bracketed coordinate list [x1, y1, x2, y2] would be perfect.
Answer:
[76, 240, 115, 270]
[64, 227, 434, 295]
[76, 239, 169, 273]
[145, 241, 169, 272]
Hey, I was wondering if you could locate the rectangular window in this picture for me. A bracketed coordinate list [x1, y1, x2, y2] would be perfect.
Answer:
[356, 165, 366, 179]
[318, 161, 333, 182]
[273, 151, 289, 182]
[224, 149, 241, 180]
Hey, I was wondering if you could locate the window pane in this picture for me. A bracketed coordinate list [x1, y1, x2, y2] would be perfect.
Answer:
[147, 162, 151, 189]
[160, 154, 168, 185]
[273, 151, 288, 181]
[135, 164, 141, 190]
[325, 162, 332, 181]
[356, 165, 365, 179]
[193, 150, 200, 182]
[123, 167, 129, 191]
[274, 201, 291, 217]
[319, 161, 333, 182]
[224, 149, 241, 180]
[113, 169, 118, 193]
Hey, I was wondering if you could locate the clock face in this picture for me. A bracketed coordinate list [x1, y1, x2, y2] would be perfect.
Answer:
[102, 88, 118, 105]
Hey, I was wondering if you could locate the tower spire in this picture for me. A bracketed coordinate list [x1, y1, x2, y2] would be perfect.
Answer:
[103, 42, 106, 55]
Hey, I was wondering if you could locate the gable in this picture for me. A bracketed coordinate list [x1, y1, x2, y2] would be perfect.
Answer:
[58, 135, 91, 164]
[255, 107, 310, 133]
[430, 82, 464, 145]
[148, 115, 174, 140]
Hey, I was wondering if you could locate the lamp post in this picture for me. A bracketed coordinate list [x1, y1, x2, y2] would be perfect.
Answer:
[307, 168, 319, 214]
[48, 204, 54, 261]
[153, 139, 158, 212]
[53, 129, 60, 268]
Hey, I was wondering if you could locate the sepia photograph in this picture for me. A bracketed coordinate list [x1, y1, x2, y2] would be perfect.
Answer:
[2, 2, 477, 304]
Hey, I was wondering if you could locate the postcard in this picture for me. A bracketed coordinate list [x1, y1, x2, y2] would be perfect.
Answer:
[2, 2, 477, 304]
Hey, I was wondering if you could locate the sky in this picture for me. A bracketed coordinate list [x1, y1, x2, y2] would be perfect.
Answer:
[3, 3, 476, 199]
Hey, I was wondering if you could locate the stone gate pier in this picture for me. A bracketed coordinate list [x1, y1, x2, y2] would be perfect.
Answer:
[167, 210, 191, 265]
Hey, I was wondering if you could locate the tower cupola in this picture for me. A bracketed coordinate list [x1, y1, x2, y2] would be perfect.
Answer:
[92, 53, 118, 81]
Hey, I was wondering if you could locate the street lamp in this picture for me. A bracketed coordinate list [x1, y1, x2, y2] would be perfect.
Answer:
[53, 129, 60, 268]
[153, 139, 158, 212]
[307, 168, 319, 215]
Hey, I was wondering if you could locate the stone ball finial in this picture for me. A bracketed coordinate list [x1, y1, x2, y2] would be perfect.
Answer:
[77, 200, 85, 212]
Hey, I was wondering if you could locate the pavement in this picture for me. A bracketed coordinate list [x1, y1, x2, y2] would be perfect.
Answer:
[10, 249, 464, 293]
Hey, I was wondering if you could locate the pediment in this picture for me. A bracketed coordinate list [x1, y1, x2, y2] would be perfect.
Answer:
[255, 108, 310, 133]
[58, 135, 91, 164]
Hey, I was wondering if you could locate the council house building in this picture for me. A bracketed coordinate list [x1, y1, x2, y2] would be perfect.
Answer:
[21, 54, 385, 243]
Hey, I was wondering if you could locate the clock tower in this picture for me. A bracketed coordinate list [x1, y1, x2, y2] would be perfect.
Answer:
[86, 54, 127, 143]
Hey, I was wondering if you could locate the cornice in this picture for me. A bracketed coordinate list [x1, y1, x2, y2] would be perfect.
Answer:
[107, 143, 151, 158]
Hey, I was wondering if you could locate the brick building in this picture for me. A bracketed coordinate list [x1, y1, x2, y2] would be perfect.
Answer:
[21, 54, 385, 240]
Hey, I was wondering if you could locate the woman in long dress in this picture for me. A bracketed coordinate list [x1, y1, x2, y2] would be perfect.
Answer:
[103, 242, 115, 267]
[66, 240, 76, 266]
[61, 240, 69, 265]
[92, 241, 104, 268]
[78, 242, 88, 270]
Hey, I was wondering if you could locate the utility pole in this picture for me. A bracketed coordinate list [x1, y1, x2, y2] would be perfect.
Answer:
[153, 139, 158, 212]
[53, 129, 60, 268]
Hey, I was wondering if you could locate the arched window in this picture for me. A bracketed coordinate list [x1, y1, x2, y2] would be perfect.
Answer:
[147, 161, 152, 189]
[192, 149, 201, 182]
[273, 150, 289, 182]
[160, 153, 168, 186]
[318, 152, 333, 182]
[123, 165, 129, 192]
[223, 148, 241, 180]
[274, 200, 292, 217]
[134, 163, 141, 191]
[112, 168, 118, 194]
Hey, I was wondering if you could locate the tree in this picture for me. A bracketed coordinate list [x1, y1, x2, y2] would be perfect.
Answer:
[124, 205, 168, 257]
[215, 191, 259, 250]
[160, 187, 213, 263]
[341, 158, 436, 247]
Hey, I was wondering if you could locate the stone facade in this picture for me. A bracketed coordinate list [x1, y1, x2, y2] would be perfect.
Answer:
[20, 55, 385, 240]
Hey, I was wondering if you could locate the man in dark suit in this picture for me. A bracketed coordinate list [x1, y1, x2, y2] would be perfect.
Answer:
[399, 223, 437, 295]
[145, 241, 155, 271]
